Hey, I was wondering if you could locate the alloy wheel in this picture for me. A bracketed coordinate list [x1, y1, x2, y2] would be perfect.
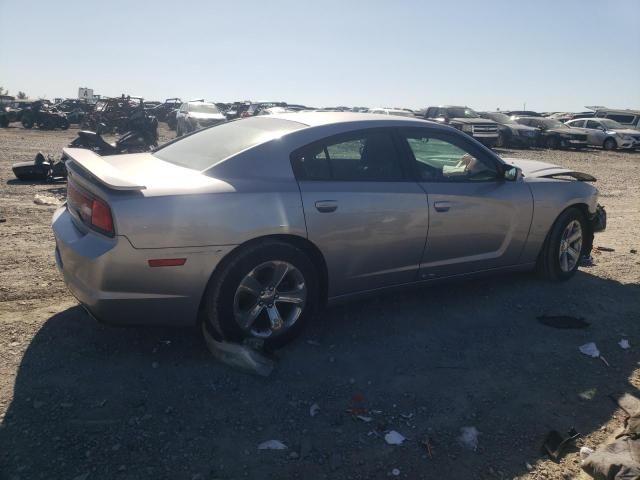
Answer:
[558, 220, 582, 272]
[233, 261, 307, 339]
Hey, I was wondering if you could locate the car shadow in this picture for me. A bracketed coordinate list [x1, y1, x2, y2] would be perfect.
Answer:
[1, 270, 639, 479]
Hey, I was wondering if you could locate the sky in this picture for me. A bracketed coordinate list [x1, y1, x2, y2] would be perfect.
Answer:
[1, 0, 639, 112]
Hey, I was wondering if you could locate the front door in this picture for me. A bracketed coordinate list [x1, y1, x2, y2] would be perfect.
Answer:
[291, 128, 429, 297]
[397, 128, 534, 278]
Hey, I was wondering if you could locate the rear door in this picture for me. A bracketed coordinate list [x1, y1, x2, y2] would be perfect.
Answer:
[585, 119, 606, 146]
[291, 128, 429, 297]
[397, 128, 533, 278]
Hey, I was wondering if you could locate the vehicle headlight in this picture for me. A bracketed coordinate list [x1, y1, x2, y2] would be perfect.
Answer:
[621, 134, 633, 140]
[462, 124, 473, 133]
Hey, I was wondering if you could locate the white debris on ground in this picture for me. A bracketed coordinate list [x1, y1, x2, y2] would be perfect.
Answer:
[309, 403, 320, 417]
[619, 339, 631, 349]
[458, 426, 480, 451]
[257, 440, 287, 450]
[33, 194, 60, 206]
[384, 430, 406, 446]
[579, 342, 601, 358]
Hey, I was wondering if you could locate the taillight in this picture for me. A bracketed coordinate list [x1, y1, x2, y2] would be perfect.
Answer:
[91, 198, 114, 236]
[67, 182, 114, 237]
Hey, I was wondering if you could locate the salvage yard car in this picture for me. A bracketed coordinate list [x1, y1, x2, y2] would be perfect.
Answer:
[53, 112, 606, 348]
[479, 112, 539, 148]
[175, 100, 226, 136]
[565, 118, 640, 150]
[419, 106, 500, 147]
[515, 117, 589, 149]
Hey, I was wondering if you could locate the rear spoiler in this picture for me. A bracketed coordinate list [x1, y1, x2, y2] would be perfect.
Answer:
[63, 148, 146, 190]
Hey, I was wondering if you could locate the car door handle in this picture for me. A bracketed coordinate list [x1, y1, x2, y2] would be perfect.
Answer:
[434, 201, 451, 212]
[315, 200, 338, 213]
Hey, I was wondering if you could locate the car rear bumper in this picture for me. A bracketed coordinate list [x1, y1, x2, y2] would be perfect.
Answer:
[52, 206, 235, 327]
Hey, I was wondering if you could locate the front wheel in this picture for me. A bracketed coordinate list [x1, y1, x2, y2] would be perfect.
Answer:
[603, 138, 617, 151]
[537, 207, 586, 281]
[546, 136, 560, 149]
[203, 241, 318, 349]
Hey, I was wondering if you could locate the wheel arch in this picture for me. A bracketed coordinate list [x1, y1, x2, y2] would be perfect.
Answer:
[197, 234, 329, 322]
[538, 202, 592, 259]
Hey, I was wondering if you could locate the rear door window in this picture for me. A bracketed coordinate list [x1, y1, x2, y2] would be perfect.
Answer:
[291, 129, 405, 182]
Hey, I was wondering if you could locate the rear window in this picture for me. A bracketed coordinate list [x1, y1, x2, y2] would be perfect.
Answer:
[153, 117, 306, 170]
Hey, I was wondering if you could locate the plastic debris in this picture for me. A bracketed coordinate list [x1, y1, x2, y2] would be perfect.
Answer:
[579, 342, 600, 358]
[580, 446, 595, 460]
[310, 403, 320, 417]
[384, 430, 406, 446]
[33, 194, 60, 206]
[619, 339, 631, 349]
[257, 440, 287, 450]
[391, 468, 400, 476]
[458, 426, 480, 451]
[202, 324, 275, 377]
[355, 415, 372, 422]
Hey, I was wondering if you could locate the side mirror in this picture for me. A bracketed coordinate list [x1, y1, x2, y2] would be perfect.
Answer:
[503, 165, 522, 182]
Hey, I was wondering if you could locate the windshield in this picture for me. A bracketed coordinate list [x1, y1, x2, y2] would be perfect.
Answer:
[446, 107, 479, 118]
[600, 119, 624, 129]
[189, 103, 220, 114]
[153, 116, 306, 170]
[482, 112, 515, 124]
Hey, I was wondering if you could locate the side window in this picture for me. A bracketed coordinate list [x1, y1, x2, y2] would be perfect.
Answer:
[292, 130, 404, 182]
[571, 120, 585, 128]
[608, 114, 633, 124]
[402, 130, 498, 182]
[585, 120, 600, 129]
[179, 103, 188, 113]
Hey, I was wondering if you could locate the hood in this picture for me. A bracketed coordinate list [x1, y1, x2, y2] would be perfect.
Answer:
[450, 117, 497, 125]
[513, 124, 538, 132]
[188, 112, 226, 121]
[544, 127, 586, 136]
[503, 158, 596, 182]
[610, 128, 640, 136]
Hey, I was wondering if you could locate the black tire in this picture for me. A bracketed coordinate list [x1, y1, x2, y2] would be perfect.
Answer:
[546, 136, 560, 149]
[0, 116, 8, 128]
[603, 137, 617, 151]
[22, 117, 34, 129]
[536, 207, 587, 281]
[60, 118, 69, 130]
[203, 241, 319, 349]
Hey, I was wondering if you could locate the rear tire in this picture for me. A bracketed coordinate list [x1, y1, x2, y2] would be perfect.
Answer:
[203, 241, 319, 349]
[603, 138, 617, 151]
[536, 207, 587, 281]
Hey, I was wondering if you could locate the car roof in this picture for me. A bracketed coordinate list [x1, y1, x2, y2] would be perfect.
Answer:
[273, 111, 430, 127]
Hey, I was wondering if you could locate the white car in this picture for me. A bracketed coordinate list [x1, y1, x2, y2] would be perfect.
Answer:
[368, 108, 415, 118]
[176, 101, 226, 136]
[566, 118, 640, 150]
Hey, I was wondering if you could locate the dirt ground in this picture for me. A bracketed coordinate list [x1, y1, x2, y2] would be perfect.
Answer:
[0, 123, 639, 480]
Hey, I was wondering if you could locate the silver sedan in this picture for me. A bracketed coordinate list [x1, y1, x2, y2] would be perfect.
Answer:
[53, 113, 606, 347]
[565, 118, 640, 150]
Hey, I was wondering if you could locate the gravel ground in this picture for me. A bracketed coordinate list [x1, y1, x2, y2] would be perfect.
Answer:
[0, 124, 639, 480]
